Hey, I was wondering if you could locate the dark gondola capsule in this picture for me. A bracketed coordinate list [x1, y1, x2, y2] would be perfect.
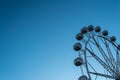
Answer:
[76, 33, 84, 40]
[74, 57, 83, 66]
[110, 36, 116, 42]
[73, 43, 82, 51]
[81, 27, 88, 34]
[102, 30, 108, 36]
[95, 26, 101, 32]
[88, 25, 94, 31]
[78, 75, 89, 80]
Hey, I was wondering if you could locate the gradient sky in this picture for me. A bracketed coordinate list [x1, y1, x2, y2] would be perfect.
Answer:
[1, 0, 120, 80]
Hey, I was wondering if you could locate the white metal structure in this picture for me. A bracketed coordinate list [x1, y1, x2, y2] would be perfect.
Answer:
[73, 25, 120, 80]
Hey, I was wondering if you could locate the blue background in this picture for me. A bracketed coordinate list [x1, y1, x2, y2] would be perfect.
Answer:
[1, 0, 120, 80]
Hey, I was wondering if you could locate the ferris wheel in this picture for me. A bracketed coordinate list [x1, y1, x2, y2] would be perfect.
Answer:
[73, 25, 120, 80]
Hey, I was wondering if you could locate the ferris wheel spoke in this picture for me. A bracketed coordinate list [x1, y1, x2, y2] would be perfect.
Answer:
[88, 42, 95, 55]
[92, 37, 109, 61]
[87, 62, 97, 73]
[116, 50, 120, 72]
[94, 38, 116, 71]
[96, 36, 100, 45]
[86, 47, 116, 75]
[111, 42, 120, 62]
[115, 50, 120, 73]
[101, 37, 120, 72]
[88, 72, 114, 79]
[92, 37, 117, 71]
[103, 38, 116, 69]
[89, 40, 96, 46]
[104, 67, 112, 80]
[110, 43, 120, 72]
[101, 37, 115, 63]
[104, 69, 108, 80]
[87, 42, 109, 71]
[95, 75, 98, 80]
[112, 45, 120, 71]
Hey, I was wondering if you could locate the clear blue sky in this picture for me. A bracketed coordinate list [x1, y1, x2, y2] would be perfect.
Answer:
[1, 0, 120, 80]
